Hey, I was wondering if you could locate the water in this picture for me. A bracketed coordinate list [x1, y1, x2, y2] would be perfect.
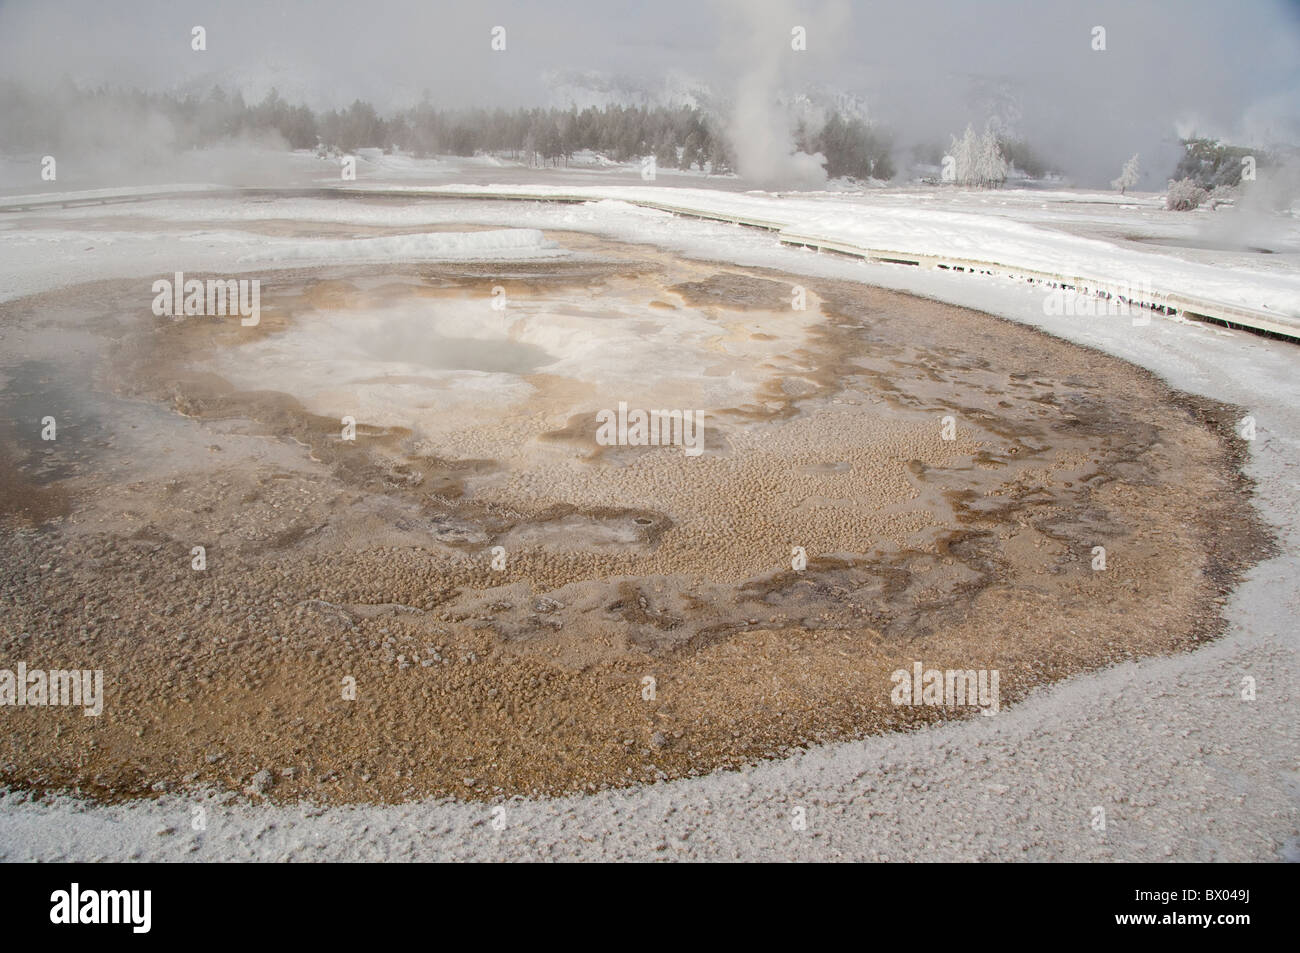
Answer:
[356, 318, 555, 375]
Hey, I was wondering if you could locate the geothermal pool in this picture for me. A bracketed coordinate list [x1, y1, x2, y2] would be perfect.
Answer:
[0, 230, 1270, 803]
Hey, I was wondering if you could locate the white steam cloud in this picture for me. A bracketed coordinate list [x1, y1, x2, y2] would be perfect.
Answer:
[720, 0, 848, 188]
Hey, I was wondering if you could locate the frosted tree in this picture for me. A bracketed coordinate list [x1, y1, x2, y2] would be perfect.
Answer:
[948, 125, 976, 183]
[1111, 153, 1140, 194]
[1166, 177, 1209, 211]
[947, 124, 1007, 187]
[974, 126, 1009, 186]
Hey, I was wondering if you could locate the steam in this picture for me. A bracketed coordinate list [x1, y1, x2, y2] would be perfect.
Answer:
[1198, 160, 1300, 253]
[0, 80, 299, 190]
[720, 0, 846, 189]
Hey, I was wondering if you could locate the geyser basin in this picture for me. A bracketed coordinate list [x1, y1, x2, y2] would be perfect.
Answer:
[0, 232, 1271, 804]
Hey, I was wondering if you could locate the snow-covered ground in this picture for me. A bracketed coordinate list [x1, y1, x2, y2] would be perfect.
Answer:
[1, 165, 1297, 860]
[5, 161, 1297, 331]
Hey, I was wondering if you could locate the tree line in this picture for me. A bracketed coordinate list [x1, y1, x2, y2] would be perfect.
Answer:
[9, 80, 1274, 191]
[1, 81, 907, 180]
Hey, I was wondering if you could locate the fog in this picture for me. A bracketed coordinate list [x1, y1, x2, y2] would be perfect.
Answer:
[1, 0, 1297, 188]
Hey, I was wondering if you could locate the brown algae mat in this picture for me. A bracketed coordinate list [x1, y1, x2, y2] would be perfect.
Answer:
[0, 233, 1274, 805]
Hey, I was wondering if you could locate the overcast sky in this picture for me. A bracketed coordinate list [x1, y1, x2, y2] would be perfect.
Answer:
[1, 0, 1297, 185]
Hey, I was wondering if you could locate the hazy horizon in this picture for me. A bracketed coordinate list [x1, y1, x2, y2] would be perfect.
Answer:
[2, 0, 1298, 187]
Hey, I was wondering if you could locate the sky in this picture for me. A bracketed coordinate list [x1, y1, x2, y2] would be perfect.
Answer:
[1, 0, 1297, 186]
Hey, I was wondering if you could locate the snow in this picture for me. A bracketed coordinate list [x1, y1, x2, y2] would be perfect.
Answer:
[388, 183, 1300, 325]
[10, 175, 1291, 323]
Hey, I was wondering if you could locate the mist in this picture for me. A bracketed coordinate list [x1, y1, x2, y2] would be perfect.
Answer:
[1, 0, 1297, 189]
